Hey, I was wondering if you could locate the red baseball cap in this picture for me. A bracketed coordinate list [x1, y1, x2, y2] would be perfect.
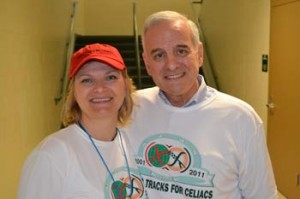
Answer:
[69, 43, 126, 79]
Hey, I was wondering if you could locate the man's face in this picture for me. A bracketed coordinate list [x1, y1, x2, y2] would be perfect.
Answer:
[143, 20, 203, 104]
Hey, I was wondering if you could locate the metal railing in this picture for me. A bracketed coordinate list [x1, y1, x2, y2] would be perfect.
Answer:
[189, 0, 219, 90]
[132, 0, 142, 89]
[54, 0, 78, 104]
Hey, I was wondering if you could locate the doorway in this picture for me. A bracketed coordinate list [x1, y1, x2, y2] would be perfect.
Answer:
[268, 1, 300, 198]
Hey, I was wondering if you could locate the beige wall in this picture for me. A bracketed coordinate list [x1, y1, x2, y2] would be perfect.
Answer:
[200, 0, 270, 130]
[75, 0, 86, 35]
[0, 0, 73, 198]
[76, 0, 194, 35]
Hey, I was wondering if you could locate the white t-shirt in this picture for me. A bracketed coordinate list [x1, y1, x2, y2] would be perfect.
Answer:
[124, 80, 278, 199]
[18, 124, 148, 199]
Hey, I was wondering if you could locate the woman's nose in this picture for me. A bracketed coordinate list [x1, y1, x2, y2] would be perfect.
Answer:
[92, 80, 107, 92]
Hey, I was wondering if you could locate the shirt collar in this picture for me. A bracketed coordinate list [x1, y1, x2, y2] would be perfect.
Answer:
[158, 75, 204, 107]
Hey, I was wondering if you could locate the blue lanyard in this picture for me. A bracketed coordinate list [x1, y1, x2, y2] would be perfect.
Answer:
[78, 123, 133, 198]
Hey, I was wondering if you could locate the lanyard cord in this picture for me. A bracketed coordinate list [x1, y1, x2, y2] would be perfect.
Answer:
[78, 123, 133, 197]
[118, 127, 134, 198]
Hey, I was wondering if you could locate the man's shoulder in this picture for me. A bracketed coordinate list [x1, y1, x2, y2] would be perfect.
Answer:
[214, 91, 262, 122]
[216, 91, 254, 110]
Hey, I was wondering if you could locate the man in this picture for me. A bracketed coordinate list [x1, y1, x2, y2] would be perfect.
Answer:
[124, 10, 278, 198]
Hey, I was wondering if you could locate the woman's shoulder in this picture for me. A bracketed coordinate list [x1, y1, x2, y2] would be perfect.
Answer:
[31, 124, 80, 159]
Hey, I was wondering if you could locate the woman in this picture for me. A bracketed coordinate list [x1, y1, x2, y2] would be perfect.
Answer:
[18, 43, 147, 199]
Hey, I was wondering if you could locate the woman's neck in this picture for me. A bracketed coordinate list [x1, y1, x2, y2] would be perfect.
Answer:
[80, 117, 117, 141]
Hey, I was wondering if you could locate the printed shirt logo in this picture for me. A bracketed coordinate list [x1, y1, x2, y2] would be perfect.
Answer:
[146, 143, 191, 173]
[104, 167, 147, 199]
[136, 134, 215, 198]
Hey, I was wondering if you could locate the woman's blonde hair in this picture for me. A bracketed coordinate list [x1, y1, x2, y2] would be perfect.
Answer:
[61, 69, 136, 128]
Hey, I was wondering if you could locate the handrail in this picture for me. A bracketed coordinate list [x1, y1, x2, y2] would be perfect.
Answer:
[132, 0, 142, 89]
[189, 0, 219, 90]
[54, 0, 79, 104]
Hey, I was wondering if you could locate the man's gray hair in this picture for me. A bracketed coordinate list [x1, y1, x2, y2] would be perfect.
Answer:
[142, 10, 200, 48]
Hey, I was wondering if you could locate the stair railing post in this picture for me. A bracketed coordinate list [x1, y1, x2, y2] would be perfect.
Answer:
[133, 0, 142, 89]
[189, 0, 219, 90]
[54, 0, 78, 104]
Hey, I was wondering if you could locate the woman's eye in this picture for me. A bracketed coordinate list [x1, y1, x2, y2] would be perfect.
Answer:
[106, 74, 118, 81]
[81, 78, 92, 83]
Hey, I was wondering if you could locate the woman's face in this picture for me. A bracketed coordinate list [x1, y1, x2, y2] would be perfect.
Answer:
[74, 61, 126, 122]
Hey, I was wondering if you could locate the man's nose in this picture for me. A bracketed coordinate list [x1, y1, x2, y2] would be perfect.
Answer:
[166, 55, 177, 70]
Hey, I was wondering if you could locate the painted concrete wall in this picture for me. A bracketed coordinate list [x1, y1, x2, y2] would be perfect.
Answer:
[0, 0, 73, 198]
[199, 0, 270, 130]
[76, 0, 194, 35]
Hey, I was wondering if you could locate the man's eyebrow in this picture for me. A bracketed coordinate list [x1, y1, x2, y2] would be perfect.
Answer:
[176, 44, 189, 48]
[149, 45, 190, 55]
[150, 48, 163, 55]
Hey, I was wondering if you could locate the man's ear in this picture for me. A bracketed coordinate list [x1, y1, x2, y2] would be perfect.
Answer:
[142, 52, 152, 76]
[198, 42, 204, 66]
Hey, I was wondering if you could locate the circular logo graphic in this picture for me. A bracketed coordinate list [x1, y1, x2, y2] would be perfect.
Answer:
[111, 174, 145, 199]
[167, 146, 191, 172]
[111, 180, 127, 199]
[145, 142, 191, 173]
[123, 175, 145, 198]
[147, 143, 170, 167]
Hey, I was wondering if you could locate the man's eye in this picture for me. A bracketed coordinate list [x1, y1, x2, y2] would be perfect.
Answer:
[153, 52, 164, 61]
[176, 48, 189, 56]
